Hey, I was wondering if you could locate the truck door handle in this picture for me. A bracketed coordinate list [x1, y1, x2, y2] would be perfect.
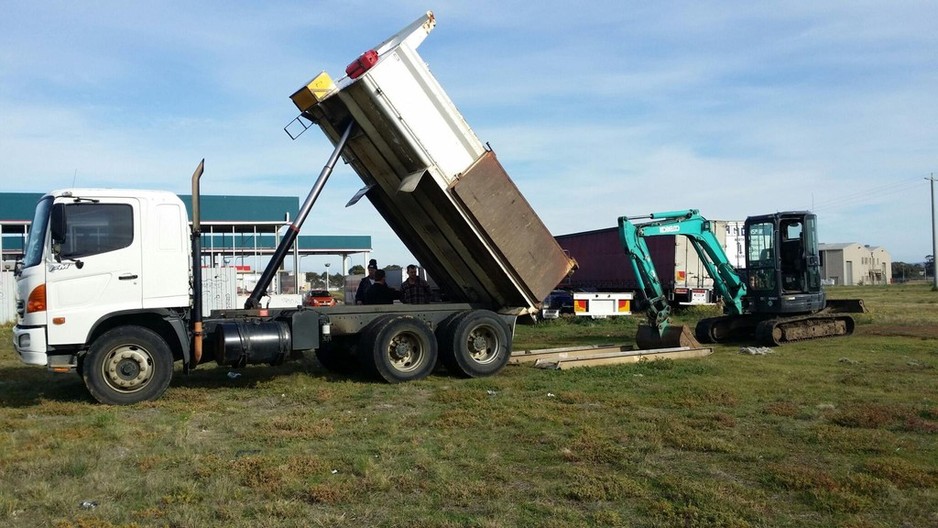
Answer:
[119, 274, 139, 281]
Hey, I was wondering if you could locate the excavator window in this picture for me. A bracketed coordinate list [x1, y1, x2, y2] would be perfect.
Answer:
[747, 222, 775, 267]
[746, 221, 777, 292]
[780, 220, 806, 292]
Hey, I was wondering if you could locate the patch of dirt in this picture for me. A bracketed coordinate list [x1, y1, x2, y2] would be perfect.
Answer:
[856, 325, 938, 339]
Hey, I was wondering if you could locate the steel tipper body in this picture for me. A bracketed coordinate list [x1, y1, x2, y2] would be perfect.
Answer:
[289, 11, 575, 314]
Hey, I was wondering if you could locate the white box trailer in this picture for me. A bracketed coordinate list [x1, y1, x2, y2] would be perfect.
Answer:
[672, 220, 744, 305]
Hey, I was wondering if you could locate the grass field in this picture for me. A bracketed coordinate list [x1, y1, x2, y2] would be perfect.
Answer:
[0, 284, 935, 527]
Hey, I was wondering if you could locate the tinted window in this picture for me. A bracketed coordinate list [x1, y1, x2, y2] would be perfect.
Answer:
[61, 203, 134, 258]
[784, 222, 802, 240]
[747, 221, 775, 267]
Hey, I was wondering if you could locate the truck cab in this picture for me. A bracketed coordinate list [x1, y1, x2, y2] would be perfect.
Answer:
[13, 190, 191, 368]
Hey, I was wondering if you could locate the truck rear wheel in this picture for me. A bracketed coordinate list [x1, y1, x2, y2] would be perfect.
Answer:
[357, 316, 437, 383]
[439, 310, 511, 378]
[83, 326, 174, 405]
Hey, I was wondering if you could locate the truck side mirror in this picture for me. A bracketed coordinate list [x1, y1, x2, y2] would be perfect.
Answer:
[50, 203, 66, 261]
[50, 204, 66, 244]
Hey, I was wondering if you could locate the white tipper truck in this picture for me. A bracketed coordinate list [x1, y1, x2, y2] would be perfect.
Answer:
[12, 11, 574, 405]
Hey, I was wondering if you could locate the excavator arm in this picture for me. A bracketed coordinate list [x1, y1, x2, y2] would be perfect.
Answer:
[618, 209, 747, 348]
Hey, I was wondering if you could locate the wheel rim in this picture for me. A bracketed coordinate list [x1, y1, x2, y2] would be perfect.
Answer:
[465, 325, 499, 365]
[386, 331, 424, 373]
[101, 344, 153, 393]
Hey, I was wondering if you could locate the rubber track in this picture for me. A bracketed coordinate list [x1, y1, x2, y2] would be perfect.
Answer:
[754, 313, 855, 346]
[696, 313, 856, 346]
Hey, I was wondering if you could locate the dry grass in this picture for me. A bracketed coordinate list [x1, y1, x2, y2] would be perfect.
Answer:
[0, 283, 935, 527]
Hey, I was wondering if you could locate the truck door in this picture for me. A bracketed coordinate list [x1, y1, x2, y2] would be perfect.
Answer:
[46, 199, 142, 346]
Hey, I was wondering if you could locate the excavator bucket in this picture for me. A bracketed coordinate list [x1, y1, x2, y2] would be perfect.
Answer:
[635, 324, 702, 350]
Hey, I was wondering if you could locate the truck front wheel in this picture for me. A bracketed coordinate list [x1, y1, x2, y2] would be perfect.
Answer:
[83, 326, 174, 405]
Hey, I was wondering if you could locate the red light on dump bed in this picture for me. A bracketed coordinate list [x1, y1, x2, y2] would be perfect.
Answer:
[346, 50, 379, 79]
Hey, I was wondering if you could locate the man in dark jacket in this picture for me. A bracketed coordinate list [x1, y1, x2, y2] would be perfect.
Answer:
[355, 259, 378, 305]
[364, 269, 400, 304]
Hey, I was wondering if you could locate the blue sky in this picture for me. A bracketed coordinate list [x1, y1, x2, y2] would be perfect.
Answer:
[1, 1, 936, 271]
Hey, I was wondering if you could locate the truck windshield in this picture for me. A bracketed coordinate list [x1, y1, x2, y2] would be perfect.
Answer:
[22, 196, 52, 268]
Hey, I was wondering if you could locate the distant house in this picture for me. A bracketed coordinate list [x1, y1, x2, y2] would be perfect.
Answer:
[819, 243, 892, 285]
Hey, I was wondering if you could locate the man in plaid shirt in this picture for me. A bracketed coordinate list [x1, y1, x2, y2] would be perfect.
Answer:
[401, 264, 432, 304]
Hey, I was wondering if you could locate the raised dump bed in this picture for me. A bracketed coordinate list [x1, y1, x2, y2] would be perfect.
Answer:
[290, 12, 575, 314]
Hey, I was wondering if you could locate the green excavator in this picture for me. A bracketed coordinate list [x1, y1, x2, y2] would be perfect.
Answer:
[618, 209, 866, 349]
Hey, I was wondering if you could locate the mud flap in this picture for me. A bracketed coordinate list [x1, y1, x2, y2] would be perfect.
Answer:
[635, 324, 702, 350]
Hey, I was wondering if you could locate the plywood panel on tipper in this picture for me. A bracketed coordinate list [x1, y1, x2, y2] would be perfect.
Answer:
[451, 151, 575, 303]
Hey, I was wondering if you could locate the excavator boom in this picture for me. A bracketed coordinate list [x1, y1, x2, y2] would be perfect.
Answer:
[618, 209, 744, 349]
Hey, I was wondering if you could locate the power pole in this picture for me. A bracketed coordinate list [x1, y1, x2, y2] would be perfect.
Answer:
[929, 174, 938, 291]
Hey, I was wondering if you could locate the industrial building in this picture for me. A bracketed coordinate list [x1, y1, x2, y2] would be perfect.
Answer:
[819, 243, 892, 286]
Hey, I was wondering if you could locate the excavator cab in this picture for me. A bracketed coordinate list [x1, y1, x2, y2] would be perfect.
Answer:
[743, 212, 826, 315]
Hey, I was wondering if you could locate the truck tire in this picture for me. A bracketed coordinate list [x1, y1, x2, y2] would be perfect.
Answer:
[83, 326, 174, 405]
[357, 315, 437, 383]
[439, 310, 511, 378]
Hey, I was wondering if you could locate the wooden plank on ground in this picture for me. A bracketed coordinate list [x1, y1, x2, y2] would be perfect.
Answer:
[509, 344, 630, 364]
[532, 347, 713, 370]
